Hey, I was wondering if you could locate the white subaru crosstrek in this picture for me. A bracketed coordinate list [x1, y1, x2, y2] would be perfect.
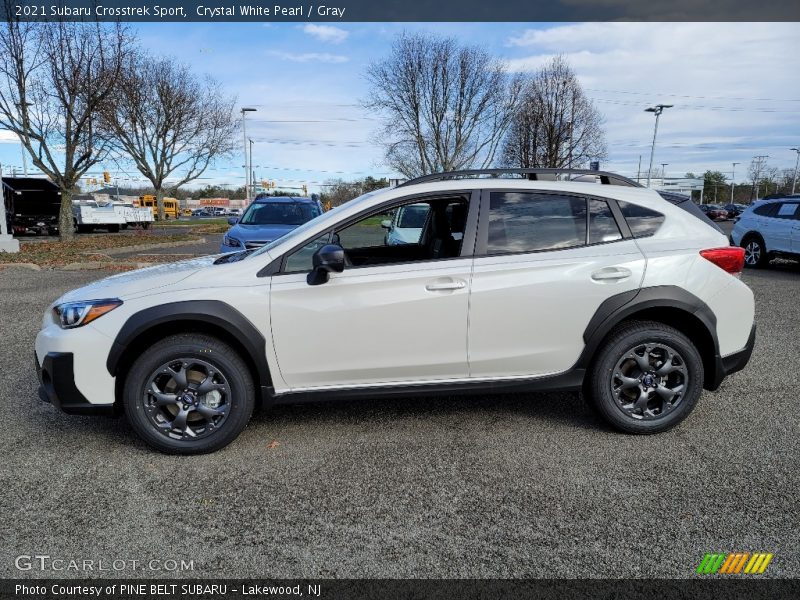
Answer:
[35, 169, 756, 454]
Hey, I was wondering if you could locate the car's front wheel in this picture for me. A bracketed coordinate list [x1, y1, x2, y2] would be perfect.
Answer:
[124, 334, 255, 454]
[587, 321, 704, 434]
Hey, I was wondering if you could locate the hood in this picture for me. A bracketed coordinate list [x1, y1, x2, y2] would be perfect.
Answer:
[228, 223, 297, 243]
[56, 255, 221, 304]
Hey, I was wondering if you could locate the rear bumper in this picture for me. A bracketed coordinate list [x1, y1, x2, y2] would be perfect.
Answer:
[708, 323, 756, 391]
[36, 352, 116, 416]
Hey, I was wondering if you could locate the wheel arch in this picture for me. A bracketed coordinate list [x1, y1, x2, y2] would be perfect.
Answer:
[107, 301, 272, 408]
[577, 286, 721, 391]
[740, 230, 766, 246]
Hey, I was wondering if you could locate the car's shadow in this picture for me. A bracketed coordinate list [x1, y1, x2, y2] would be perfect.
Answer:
[25, 387, 610, 453]
[251, 390, 608, 434]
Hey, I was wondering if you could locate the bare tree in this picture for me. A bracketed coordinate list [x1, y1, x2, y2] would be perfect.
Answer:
[0, 13, 127, 240]
[102, 54, 237, 219]
[365, 32, 520, 178]
[500, 56, 607, 169]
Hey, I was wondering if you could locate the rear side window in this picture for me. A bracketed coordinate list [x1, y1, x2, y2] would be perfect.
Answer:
[617, 201, 665, 238]
[488, 192, 586, 254]
[589, 199, 622, 244]
[753, 203, 776, 217]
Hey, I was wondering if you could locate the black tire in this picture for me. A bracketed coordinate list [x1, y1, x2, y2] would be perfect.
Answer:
[76, 224, 92, 233]
[587, 320, 704, 434]
[107, 224, 120, 233]
[741, 234, 769, 268]
[141, 222, 151, 230]
[123, 334, 255, 454]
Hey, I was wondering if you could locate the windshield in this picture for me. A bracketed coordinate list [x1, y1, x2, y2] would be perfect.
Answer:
[240, 201, 320, 226]
[397, 204, 429, 228]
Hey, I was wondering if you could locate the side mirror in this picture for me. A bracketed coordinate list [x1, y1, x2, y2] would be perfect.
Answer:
[227, 217, 238, 225]
[307, 244, 345, 286]
[381, 219, 392, 230]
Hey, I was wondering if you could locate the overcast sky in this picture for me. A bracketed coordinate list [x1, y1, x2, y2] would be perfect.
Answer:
[1, 22, 798, 192]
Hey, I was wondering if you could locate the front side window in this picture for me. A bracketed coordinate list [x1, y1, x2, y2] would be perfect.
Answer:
[283, 233, 331, 274]
[617, 200, 665, 238]
[241, 202, 320, 226]
[281, 195, 469, 272]
[487, 192, 587, 254]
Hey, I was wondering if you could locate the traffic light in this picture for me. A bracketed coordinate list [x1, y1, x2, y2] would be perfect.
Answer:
[103, 171, 111, 184]
[302, 185, 307, 195]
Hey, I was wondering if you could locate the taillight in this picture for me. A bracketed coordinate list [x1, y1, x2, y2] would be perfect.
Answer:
[700, 247, 745, 275]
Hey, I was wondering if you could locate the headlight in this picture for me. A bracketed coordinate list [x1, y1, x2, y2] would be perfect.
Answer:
[53, 299, 123, 329]
[223, 235, 241, 248]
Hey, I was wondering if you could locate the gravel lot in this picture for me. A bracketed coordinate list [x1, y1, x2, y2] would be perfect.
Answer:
[0, 260, 797, 579]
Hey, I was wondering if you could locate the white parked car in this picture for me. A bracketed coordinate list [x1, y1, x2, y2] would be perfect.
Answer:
[730, 196, 800, 267]
[37, 169, 756, 454]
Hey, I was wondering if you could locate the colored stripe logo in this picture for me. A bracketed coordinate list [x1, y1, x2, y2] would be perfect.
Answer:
[696, 552, 773, 574]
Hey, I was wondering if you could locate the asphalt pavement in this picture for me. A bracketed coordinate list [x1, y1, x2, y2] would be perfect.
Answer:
[0, 259, 797, 579]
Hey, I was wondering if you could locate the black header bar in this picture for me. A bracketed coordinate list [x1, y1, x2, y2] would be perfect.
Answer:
[3, 0, 800, 22]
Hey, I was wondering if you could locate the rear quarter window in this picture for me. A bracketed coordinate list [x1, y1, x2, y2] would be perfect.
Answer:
[617, 200, 665, 238]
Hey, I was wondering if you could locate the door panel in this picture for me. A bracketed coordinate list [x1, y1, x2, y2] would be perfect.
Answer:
[773, 202, 799, 253]
[270, 260, 472, 389]
[468, 240, 645, 378]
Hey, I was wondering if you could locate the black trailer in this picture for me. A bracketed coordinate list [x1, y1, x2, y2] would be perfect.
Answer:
[1, 177, 61, 236]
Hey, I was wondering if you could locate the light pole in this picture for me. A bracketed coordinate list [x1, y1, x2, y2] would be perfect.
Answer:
[645, 104, 673, 188]
[791, 148, 800, 195]
[240, 107, 257, 202]
[730, 162, 739, 203]
[752, 155, 768, 200]
[249, 138, 255, 197]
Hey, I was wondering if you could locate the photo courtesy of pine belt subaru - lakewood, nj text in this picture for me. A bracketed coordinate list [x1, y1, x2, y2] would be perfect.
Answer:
[35, 169, 756, 454]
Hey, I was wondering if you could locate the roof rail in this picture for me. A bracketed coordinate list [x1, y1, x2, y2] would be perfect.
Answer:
[398, 168, 643, 188]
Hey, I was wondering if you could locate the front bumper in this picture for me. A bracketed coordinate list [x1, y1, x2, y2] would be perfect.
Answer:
[36, 352, 116, 416]
[707, 323, 756, 391]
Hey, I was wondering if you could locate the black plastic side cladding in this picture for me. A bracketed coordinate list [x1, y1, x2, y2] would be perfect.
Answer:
[575, 285, 722, 386]
[106, 300, 270, 390]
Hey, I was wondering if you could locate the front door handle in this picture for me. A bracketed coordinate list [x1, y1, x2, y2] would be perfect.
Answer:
[425, 279, 466, 292]
[591, 267, 632, 282]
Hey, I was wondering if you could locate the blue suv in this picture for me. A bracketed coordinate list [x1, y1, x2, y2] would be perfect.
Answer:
[220, 195, 323, 253]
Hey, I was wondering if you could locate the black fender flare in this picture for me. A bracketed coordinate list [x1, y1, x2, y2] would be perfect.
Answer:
[574, 285, 720, 379]
[106, 300, 270, 389]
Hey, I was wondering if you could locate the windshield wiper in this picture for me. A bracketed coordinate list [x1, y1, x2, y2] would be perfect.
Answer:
[213, 249, 256, 264]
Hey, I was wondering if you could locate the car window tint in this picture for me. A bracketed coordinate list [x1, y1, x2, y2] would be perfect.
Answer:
[487, 192, 587, 254]
[589, 199, 622, 244]
[617, 200, 665, 238]
[753, 203, 776, 217]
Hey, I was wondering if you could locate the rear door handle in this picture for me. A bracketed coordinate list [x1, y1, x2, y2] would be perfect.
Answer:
[591, 267, 632, 282]
[425, 279, 466, 292]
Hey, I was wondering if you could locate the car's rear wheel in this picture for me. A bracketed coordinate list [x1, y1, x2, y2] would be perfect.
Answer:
[124, 334, 255, 454]
[587, 321, 704, 434]
[742, 235, 769, 268]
